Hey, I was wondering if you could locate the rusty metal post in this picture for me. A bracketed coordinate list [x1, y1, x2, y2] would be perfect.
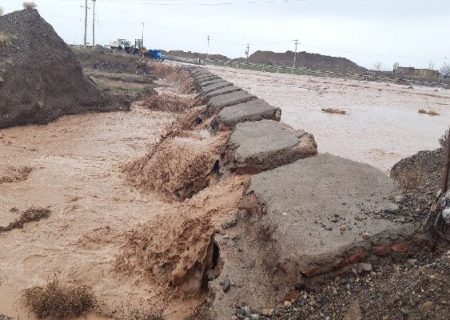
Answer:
[443, 129, 450, 193]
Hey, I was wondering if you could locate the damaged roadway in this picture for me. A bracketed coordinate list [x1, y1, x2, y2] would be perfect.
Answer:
[226, 120, 317, 173]
[210, 154, 421, 319]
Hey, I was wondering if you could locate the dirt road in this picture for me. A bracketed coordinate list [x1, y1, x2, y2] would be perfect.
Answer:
[0, 105, 187, 318]
[208, 66, 450, 172]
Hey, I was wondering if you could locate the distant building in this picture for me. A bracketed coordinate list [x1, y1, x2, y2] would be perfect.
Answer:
[394, 66, 440, 80]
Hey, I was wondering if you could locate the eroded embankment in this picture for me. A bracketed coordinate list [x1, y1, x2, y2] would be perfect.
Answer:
[116, 64, 320, 316]
[116, 176, 249, 298]
[116, 64, 443, 320]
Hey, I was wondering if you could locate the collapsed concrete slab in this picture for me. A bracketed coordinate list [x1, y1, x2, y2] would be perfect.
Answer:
[196, 74, 220, 82]
[202, 81, 234, 94]
[216, 98, 282, 128]
[190, 68, 208, 76]
[205, 85, 242, 99]
[208, 91, 256, 113]
[226, 120, 317, 173]
[199, 78, 226, 87]
[210, 154, 420, 319]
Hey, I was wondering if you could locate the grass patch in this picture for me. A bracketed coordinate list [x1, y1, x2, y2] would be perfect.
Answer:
[0, 207, 50, 233]
[322, 108, 346, 115]
[22, 279, 95, 319]
[418, 109, 440, 116]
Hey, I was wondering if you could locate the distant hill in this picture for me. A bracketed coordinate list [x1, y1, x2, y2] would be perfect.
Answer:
[248, 50, 367, 74]
[164, 50, 229, 62]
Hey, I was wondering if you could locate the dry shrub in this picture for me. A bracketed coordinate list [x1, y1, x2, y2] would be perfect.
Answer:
[23, 1, 37, 9]
[22, 279, 95, 319]
[143, 93, 195, 113]
[418, 109, 440, 116]
[0, 207, 50, 233]
[322, 108, 346, 115]
[0, 166, 32, 184]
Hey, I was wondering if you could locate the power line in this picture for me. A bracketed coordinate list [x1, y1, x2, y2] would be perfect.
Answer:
[61, 0, 307, 6]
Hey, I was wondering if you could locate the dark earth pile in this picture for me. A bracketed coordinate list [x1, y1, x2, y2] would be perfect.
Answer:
[164, 50, 229, 62]
[248, 50, 367, 74]
[74, 47, 151, 74]
[390, 148, 445, 221]
[0, 9, 113, 129]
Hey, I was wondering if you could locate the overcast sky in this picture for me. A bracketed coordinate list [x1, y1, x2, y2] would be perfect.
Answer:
[2, 0, 450, 69]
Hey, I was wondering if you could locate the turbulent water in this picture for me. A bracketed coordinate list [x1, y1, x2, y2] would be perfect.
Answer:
[0, 105, 182, 319]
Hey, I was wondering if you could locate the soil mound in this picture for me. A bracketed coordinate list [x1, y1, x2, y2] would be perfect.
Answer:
[164, 50, 229, 62]
[248, 50, 366, 74]
[391, 148, 445, 220]
[74, 47, 151, 75]
[391, 148, 444, 191]
[0, 9, 109, 129]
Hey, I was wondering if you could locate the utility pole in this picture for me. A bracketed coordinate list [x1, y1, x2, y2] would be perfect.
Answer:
[245, 43, 250, 61]
[142, 22, 144, 48]
[207, 35, 210, 60]
[83, 0, 88, 47]
[293, 39, 299, 70]
[92, 0, 96, 47]
[443, 130, 450, 193]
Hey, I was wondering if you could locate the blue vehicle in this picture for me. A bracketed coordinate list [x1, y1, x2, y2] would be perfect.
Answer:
[148, 50, 164, 60]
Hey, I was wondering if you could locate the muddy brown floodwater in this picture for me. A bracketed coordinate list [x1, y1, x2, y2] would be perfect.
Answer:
[208, 66, 450, 172]
[0, 104, 204, 319]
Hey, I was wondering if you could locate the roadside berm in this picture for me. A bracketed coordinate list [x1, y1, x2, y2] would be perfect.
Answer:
[0, 9, 112, 128]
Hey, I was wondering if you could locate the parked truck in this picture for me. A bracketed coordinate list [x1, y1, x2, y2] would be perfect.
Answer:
[109, 39, 131, 53]
[148, 49, 164, 60]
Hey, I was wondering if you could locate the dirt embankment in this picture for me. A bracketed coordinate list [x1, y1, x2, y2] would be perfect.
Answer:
[0, 9, 111, 129]
[248, 50, 367, 74]
[74, 47, 152, 75]
[164, 50, 229, 62]
[391, 148, 445, 220]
